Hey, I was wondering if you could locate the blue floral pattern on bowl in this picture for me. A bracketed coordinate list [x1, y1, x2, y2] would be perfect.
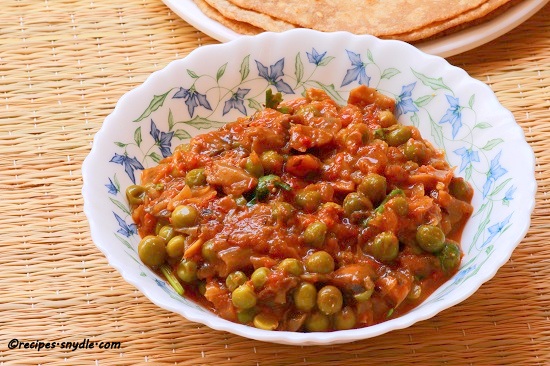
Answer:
[83, 29, 536, 345]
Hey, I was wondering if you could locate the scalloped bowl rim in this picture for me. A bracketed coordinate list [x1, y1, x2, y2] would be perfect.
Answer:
[82, 29, 536, 345]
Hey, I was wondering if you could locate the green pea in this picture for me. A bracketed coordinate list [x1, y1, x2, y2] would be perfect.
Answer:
[378, 110, 398, 128]
[373, 128, 385, 140]
[295, 190, 322, 212]
[343, 192, 372, 216]
[388, 196, 408, 216]
[277, 258, 304, 276]
[357, 174, 387, 204]
[185, 168, 206, 187]
[251, 267, 270, 289]
[303, 221, 327, 248]
[370, 231, 399, 262]
[261, 150, 284, 174]
[157, 225, 176, 242]
[305, 312, 330, 332]
[198, 281, 207, 295]
[293, 282, 317, 311]
[449, 177, 472, 202]
[244, 156, 264, 178]
[438, 241, 461, 273]
[171, 205, 199, 228]
[201, 239, 217, 262]
[278, 106, 291, 114]
[166, 235, 186, 258]
[126, 185, 145, 205]
[416, 225, 446, 253]
[237, 308, 257, 324]
[334, 307, 357, 330]
[404, 139, 428, 163]
[231, 284, 257, 309]
[225, 271, 248, 292]
[253, 312, 279, 330]
[176, 259, 197, 283]
[137, 235, 166, 267]
[316, 285, 343, 315]
[407, 284, 422, 300]
[305, 251, 335, 274]
[386, 126, 412, 147]
[154, 221, 164, 235]
[271, 201, 295, 223]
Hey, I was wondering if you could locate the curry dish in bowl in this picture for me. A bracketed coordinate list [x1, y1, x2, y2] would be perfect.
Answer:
[127, 85, 473, 332]
[82, 29, 535, 344]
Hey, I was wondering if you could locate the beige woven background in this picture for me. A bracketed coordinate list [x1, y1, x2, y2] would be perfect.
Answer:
[0, 1, 548, 365]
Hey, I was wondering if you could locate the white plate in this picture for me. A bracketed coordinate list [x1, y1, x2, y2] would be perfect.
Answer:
[163, 0, 549, 58]
[82, 29, 536, 345]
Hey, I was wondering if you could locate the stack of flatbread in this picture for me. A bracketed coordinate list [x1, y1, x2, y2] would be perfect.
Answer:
[192, 0, 522, 42]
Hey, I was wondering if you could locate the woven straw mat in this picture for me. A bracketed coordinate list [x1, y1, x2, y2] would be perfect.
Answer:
[0, 1, 549, 365]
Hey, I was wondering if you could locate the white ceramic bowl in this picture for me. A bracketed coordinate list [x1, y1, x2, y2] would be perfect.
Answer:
[82, 29, 536, 345]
